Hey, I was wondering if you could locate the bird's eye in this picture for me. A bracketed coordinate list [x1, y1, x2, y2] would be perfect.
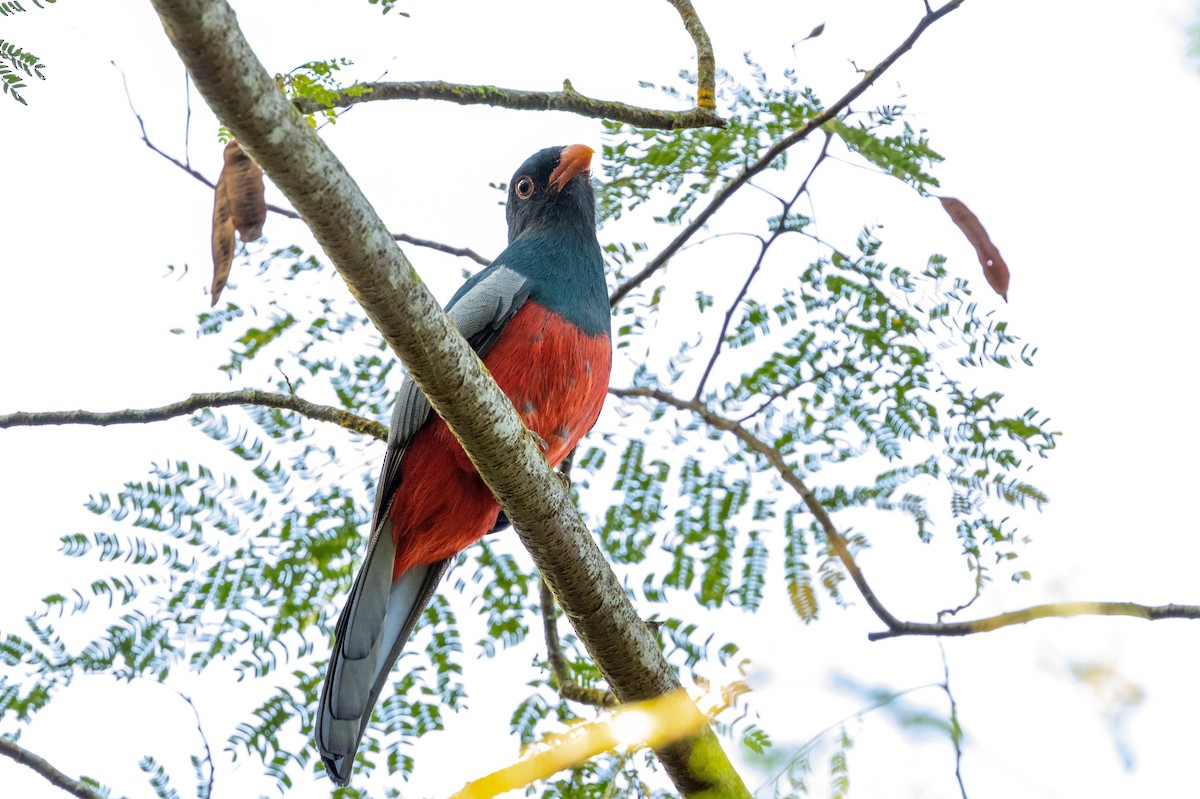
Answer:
[515, 176, 535, 200]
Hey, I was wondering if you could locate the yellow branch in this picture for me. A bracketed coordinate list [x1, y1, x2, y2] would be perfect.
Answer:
[450, 689, 711, 799]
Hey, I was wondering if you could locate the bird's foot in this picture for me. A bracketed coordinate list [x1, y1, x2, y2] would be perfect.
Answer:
[528, 430, 549, 455]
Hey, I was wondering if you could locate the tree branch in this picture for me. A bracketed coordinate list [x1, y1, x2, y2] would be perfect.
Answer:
[539, 578, 619, 708]
[294, 79, 726, 130]
[611, 386, 903, 630]
[867, 601, 1200, 641]
[146, 1, 747, 795]
[609, 0, 966, 307]
[665, 0, 716, 110]
[938, 643, 968, 799]
[611, 386, 1200, 643]
[392, 232, 490, 267]
[0, 389, 388, 442]
[292, 0, 721, 129]
[0, 737, 106, 799]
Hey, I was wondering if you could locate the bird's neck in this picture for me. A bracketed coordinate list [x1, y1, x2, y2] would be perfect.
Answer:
[512, 230, 609, 337]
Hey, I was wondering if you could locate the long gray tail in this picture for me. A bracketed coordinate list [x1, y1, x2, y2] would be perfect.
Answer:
[316, 518, 449, 786]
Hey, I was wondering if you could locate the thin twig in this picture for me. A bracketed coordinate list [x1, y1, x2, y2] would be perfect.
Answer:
[938, 559, 985, 620]
[609, 0, 967, 307]
[114, 63, 492, 266]
[394, 233, 490, 266]
[679, 231, 766, 254]
[938, 642, 968, 799]
[0, 389, 388, 442]
[165, 686, 215, 799]
[539, 578, 619, 708]
[737, 359, 858, 424]
[611, 386, 902, 629]
[0, 737, 107, 799]
[114, 60, 216, 189]
[692, 134, 833, 400]
[184, 69, 192, 169]
[752, 681, 944, 796]
[692, 238, 769, 401]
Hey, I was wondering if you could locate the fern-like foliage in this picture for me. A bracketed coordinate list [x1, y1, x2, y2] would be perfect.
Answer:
[603, 79, 1055, 628]
[0, 246, 472, 793]
[0, 0, 54, 106]
[601, 58, 822, 225]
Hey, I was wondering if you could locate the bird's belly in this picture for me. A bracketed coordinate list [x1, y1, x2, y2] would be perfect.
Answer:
[481, 302, 612, 466]
[389, 302, 610, 574]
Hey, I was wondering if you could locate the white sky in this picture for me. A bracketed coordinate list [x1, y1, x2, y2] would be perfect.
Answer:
[2, 1, 1200, 798]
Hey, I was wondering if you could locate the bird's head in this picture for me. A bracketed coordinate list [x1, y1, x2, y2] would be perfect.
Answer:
[505, 144, 596, 243]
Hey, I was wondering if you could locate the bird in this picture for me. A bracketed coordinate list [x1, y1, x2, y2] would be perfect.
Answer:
[315, 144, 611, 785]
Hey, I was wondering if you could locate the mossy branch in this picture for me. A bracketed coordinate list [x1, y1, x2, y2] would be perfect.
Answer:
[292, 79, 726, 130]
[292, 0, 722, 130]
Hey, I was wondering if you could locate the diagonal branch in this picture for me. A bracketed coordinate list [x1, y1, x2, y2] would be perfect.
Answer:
[0, 389, 388, 442]
[611, 386, 902, 629]
[0, 738, 106, 799]
[610, 387, 1200, 641]
[692, 133, 833, 400]
[609, 0, 967, 307]
[146, 2, 747, 795]
[293, 1, 720, 128]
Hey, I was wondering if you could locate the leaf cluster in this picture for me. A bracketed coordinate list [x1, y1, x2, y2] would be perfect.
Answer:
[0, 0, 54, 106]
[600, 58, 821, 224]
[277, 58, 371, 126]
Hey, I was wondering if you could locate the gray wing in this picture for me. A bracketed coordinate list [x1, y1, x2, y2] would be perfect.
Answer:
[317, 263, 531, 785]
[369, 264, 531, 523]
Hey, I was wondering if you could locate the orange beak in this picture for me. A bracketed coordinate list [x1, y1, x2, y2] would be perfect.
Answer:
[547, 144, 594, 193]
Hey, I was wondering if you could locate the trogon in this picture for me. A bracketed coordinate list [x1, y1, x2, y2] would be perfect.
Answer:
[315, 144, 612, 785]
